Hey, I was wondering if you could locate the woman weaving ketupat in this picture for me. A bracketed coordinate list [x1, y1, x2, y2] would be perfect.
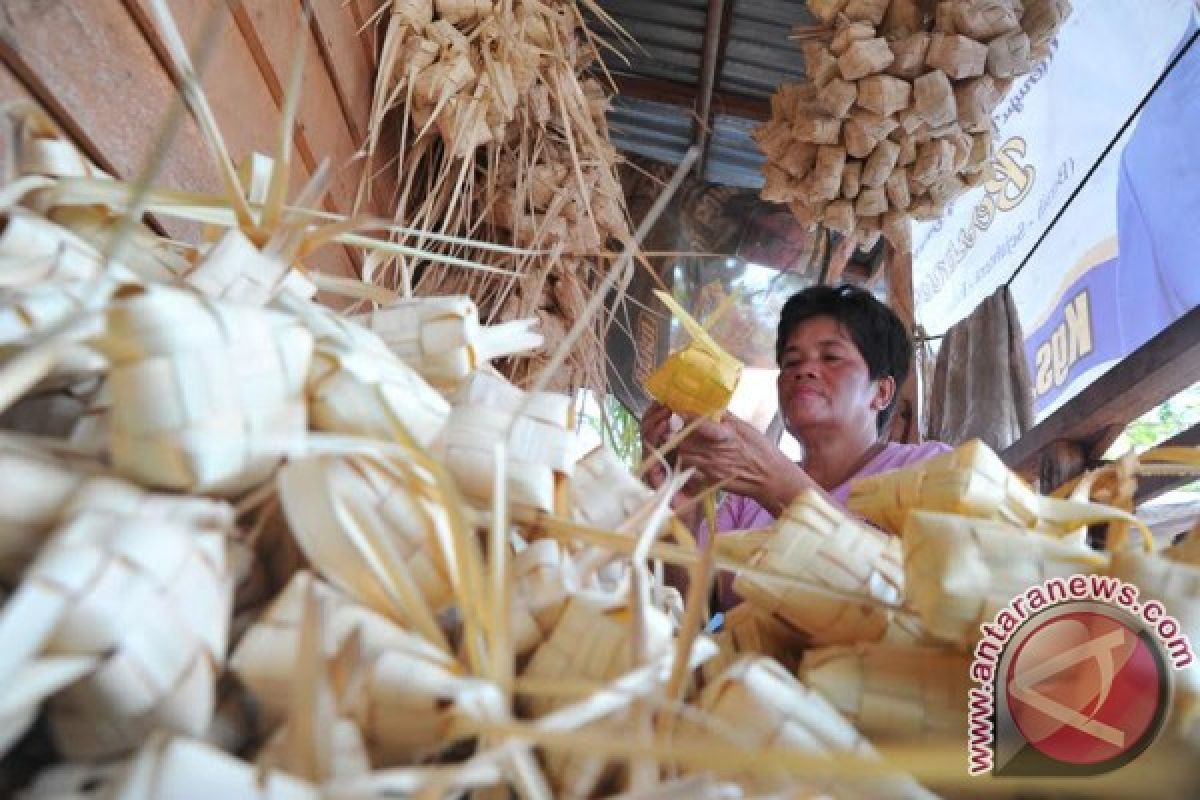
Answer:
[640, 284, 950, 611]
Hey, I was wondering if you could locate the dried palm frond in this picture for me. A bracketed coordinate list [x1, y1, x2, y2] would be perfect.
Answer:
[366, 0, 634, 395]
[734, 489, 903, 646]
[756, 2, 1072, 249]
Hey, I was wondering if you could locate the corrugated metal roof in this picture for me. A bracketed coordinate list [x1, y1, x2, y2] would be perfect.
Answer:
[608, 96, 691, 166]
[596, 0, 817, 186]
[719, 0, 815, 98]
[609, 97, 767, 187]
[596, 0, 708, 85]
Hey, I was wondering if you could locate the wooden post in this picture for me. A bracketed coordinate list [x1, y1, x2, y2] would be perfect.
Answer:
[821, 232, 857, 286]
[1038, 439, 1088, 494]
[885, 244, 919, 443]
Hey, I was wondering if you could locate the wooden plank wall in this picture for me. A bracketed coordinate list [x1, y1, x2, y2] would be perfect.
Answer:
[0, 0, 390, 287]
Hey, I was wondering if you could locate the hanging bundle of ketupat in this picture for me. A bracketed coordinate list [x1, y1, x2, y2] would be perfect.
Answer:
[366, 0, 635, 393]
[756, 0, 1074, 251]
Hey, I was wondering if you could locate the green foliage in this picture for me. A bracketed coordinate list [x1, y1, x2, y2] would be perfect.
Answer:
[1115, 381, 1200, 453]
[1105, 381, 1200, 500]
[580, 393, 642, 470]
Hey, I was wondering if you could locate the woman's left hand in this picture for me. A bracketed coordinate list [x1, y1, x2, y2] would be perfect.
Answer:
[675, 413, 816, 516]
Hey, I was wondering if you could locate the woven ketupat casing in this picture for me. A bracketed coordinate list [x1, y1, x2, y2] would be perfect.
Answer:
[303, 310, 451, 449]
[20, 511, 232, 759]
[644, 345, 742, 420]
[97, 287, 312, 495]
[1109, 550, 1200, 703]
[683, 656, 935, 799]
[700, 602, 810, 685]
[521, 594, 674, 719]
[229, 571, 487, 766]
[30, 733, 322, 800]
[435, 371, 578, 520]
[277, 455, 456, 623]
[0, 656, 94, 760]
[902, 510, 1108, 648]
[0, 442, 235, 585]
[799, 642, 972, 741]
[510, 538, 576, 656]
[642, 289, 742, 419]
[183, 228, 316, 307]
[847, 438, 1043, 535]
[0, 208, 128, 345]
[734, 489, 903, 645]
[354, 295, 541, 392]
[568, 443, 654, 531]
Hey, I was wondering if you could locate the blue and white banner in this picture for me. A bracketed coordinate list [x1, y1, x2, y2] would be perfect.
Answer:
[911, 0, 1199, 419]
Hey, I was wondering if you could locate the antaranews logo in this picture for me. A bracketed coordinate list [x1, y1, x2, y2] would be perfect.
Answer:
[967, 574, 1194, 777]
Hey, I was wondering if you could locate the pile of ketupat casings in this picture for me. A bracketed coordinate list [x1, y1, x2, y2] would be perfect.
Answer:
[3, 4, 1200, 800]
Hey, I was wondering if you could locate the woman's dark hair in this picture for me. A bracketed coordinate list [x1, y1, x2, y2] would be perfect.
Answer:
[775, 284, 912, 433]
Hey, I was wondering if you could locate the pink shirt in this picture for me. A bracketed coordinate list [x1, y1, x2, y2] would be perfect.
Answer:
[702, 440, 953, 610]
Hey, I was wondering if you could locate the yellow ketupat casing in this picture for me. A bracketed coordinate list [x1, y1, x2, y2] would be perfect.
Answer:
[643, 290, 743, 419]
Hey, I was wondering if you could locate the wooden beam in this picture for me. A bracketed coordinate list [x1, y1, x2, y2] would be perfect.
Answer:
[611, 74, 770, 121]
[694, 0, 729, 176]
[1003, 307, 1200, 472]
[126, 0, 358, 286]
[886, 245, 920, 444]
[1134, 422, 1200, 505]
[0, 0, 222, 242]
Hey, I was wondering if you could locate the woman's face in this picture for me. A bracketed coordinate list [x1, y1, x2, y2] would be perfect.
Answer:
[776, 315, 893, 437]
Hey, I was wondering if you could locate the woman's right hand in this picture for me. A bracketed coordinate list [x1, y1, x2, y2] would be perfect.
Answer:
[638, 402, 674, 490]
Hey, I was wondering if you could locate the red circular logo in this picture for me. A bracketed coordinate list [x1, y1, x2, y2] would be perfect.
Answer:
[1005, 609, 1165, 766]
